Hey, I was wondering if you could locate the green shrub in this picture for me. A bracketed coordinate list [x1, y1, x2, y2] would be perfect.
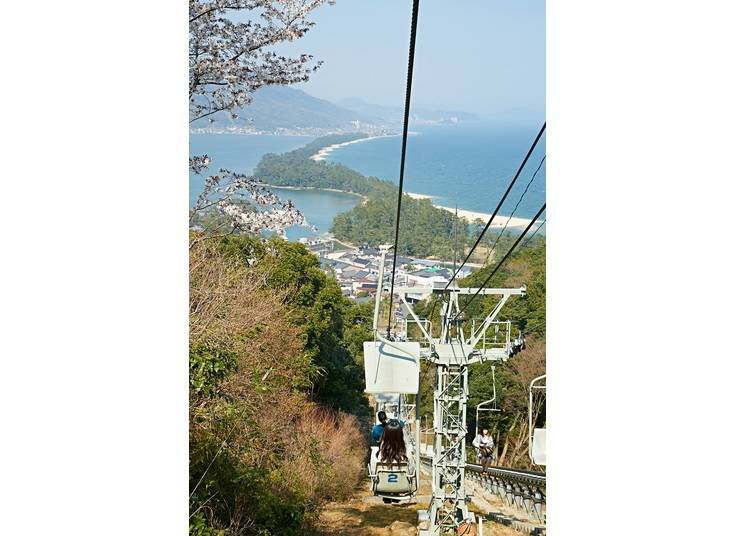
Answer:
[189, 345, 237, 397]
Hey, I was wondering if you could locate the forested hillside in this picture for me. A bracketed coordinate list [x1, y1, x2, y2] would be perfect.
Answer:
[189, 234, 372, 535]
[332, 195, 473, 259]
[254, 134, 396, 198]
[254, 135, 478, 258]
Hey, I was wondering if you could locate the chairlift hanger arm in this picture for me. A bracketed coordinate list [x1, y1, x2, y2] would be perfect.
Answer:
[474, 365, 497, 437]
[372, 246, 391, 335]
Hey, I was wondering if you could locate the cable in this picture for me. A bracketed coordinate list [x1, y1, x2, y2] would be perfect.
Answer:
[442, 123, 546, 291]
[387, 0, 420, 337]
[459, 203, 546, 313]
[484, 155, 546, 265]
[521, 219, 546, 248]
[426, 128, 545, 328]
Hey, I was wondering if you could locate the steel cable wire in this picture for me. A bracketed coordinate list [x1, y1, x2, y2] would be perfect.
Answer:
[386, 0, 420, 337]
[459, 203, 546, 313]
[484, 155, 546, 265]
[441, 123, 546, 292]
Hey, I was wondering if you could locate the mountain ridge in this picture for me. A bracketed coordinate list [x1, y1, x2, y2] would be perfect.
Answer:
[190, 86, 478, 135]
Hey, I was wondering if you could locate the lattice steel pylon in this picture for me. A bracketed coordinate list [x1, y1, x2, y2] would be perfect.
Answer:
[371, 246, 526, 535]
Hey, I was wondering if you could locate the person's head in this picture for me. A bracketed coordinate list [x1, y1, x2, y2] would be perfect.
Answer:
[377, 411, 388, 425]
[378, 419, 407, 465]
[481, 428, 489, 436]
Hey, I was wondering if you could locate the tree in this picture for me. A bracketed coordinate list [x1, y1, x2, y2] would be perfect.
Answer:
[189, 0, 333, 242]
[189, 0, 332, 123]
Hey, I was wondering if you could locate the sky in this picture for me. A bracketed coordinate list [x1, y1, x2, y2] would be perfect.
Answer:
[279, 1, 545, 116]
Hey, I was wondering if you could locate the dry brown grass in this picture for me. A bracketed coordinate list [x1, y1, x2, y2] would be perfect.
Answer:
[287, 407, 367, 504]
[190, 240, 313, 466]
[189, 240, 367, 532]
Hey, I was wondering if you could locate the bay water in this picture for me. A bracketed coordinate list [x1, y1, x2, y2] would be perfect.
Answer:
[189, 122, 546, 242]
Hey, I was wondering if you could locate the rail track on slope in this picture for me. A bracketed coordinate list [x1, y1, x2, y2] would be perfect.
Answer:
[419, 452, 546, 533]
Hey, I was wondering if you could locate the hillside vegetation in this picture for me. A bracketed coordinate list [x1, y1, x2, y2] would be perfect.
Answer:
[254, 134, 395, 198]
[254, 135, 479, 258]
[331, 195, 472, 259]
[189, 234, 372, 535]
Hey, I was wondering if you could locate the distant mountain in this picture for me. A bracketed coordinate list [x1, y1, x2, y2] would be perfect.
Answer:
[189, 86, 479, 134]
[337, 97, 479, 124]
[191, 86, 382, 134]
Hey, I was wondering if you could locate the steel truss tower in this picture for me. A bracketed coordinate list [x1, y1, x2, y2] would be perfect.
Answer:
[372, 247, 526, 535]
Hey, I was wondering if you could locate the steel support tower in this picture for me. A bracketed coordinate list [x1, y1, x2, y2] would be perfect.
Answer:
[372, 246, 525, 535]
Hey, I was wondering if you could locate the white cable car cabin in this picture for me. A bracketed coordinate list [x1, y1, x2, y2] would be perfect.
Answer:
[529, 374, 546, 466]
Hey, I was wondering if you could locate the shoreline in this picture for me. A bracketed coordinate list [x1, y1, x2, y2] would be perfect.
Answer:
[405, 192, 539, 231]
[264, 186, 541, 234]
[305, 134, 541, 230]
[310, 134, 400, 162]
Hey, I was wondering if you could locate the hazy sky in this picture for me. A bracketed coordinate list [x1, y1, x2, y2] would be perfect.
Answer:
[280, 1, 545, 115]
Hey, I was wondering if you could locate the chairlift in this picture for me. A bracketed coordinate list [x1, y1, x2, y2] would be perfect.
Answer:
[363, 246, 422, 503]
[368, 393, 419, 503]
[529, 374, 546, 466]
[368, 459, 417, 503]
[474, 365, 502, 438]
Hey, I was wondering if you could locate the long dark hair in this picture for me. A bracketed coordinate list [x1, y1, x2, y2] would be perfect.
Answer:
[378, 420, 407, 465]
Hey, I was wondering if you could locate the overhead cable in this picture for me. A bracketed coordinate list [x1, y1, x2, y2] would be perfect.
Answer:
[442, 122, 546, 291]
[459, 203, 546, 313]
[484, 155, 546, 265]
[386, 0, 420, 337]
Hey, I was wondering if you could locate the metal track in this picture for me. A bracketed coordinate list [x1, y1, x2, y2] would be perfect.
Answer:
[420, 453, 546, 526]
[465, 463, 545, 486]
[420, 453, 545, 486]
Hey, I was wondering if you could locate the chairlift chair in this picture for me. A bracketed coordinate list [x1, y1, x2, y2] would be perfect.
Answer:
[368, 459, 418, 503]
[363, 246, 423, 503]
[474, 365, 502, 438]
[529, 374, 546, 466]
[368, 392, 419, 503]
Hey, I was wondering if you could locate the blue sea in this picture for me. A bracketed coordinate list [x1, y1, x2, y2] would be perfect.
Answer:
[189, 133, 362, 241]
[189, 122, 546, 241]
[326, 122, 546, 220]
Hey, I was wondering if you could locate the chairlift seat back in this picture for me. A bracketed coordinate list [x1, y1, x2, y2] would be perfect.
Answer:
[364, 341, 420, 394]
[531, 428, 546, 466]
[372, 462, 415, 495]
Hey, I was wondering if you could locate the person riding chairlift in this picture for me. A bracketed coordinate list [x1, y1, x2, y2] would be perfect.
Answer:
[372, 411, 405, 445]
[370, 419, 412, 470]
[472, 428, 495, 472]
[371, 411, 389, 444]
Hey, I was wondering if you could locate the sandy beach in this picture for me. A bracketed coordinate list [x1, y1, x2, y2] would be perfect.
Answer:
[405, 192, 538, 231]
[265, 184, 367, 200]
[310, 134, 399, 162]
